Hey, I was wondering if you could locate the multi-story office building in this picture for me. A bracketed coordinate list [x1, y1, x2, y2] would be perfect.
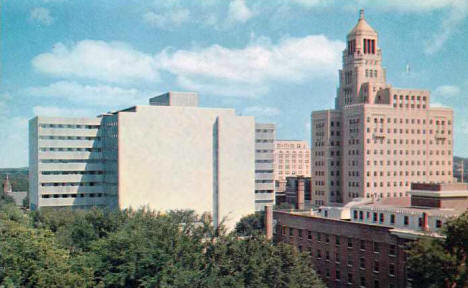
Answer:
[255, 123, 276, 211]
[274, 140, 311, 181]
[274, 140, 311, 200]
[272, 183, 468, 288]
[311, 10, 454, 206]
[29, 92, 255, 230]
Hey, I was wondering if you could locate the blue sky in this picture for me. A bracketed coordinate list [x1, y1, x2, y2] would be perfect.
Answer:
[1, 0, 468, 167]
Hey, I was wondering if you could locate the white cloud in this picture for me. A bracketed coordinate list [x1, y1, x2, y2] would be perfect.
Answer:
[288, 0, 328, 8]
[431, 102, 450, 108]
[27, 81, 153, 107]
[143, 9, 191, 29]
[31, 35, 343, 98]
[30, 7, 54, 25]
[32, 106, 97, 117]
[32, 40, 160, 83]
[157, 35, 344, 96]
[434, 85, 460, 98]
[242, 106, 281, 117]
[227, 0, 254, 23]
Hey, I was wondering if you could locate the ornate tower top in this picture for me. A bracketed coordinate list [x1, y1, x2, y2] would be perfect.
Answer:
[3, 174, 12, 194]
[348, 9, 377, 38]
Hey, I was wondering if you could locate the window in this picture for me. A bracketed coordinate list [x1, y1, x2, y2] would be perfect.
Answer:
[308, 230, 313, 240]
[348, 273, 353, 284]
[374, 242, 380, 253]
[404, 216, 409, 226]
[390, 214, 395, 224]
[374, 280, 380, 288]
[373, 212, 377, 222]
[360, 276, 366, 287]
[374, 261, 380, 272]
[289, 228, 294, 236]
[360, 240, 365, 250]
[298, 229, 303, 238]
[379, 213, 384, 223]
[436, 220, 442, 228]
[360, 257, 365, 269]
[389, 245, 396, 256]
[389, 263, 395, 276]
[336, 236, 340, 246]
[348, 238, 353, 248]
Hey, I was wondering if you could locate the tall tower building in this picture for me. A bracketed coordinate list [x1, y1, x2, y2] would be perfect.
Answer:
[311, 10, 454, 206]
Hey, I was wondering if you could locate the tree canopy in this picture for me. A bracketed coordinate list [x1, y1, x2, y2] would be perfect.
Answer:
[0, 201, 324, 288]
[407, 211, 468, 288]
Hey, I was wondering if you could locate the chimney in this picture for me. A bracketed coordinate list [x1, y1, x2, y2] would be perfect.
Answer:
[265, 205, 273, 240]
[422, 212, 429, 232]
[297, 177, 305, 210]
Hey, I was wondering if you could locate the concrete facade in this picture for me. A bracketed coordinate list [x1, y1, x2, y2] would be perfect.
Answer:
[255, 123, 276, 211]
[29, 117, 107, 210]
[311, 10, 454, 206]
[29, 92, 255, 230]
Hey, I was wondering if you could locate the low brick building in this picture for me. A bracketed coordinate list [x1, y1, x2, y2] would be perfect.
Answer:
[272, 183, 468, 288]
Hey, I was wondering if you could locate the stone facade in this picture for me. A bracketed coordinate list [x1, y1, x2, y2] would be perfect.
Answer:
[311, 10, 454, 206]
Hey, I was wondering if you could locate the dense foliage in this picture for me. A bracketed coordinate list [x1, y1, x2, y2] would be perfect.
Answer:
[0, 199, 324, 288]
[407, 211, 468, 288]
[235, 212, 265, 236]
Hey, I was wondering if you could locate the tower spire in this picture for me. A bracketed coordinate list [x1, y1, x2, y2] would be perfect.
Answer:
[359, 9, 364, 20]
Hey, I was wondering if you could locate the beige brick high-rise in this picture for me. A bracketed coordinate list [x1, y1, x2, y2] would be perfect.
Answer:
[311, 10, 454, 206]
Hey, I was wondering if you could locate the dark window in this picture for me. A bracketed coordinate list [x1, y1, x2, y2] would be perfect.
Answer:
[374, 242, 380, 253]
[404, 216, 409, 225]
[389, 245, 396, 256]
[390, 214, 395, 224]
[360, 240, 365, 250]
[348, 238, 353, 248]
[308, 230, 313, 240]
[360, 257, 365, 269]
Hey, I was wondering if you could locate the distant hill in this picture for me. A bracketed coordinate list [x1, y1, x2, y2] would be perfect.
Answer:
[1, 157, 467, 192]
[0, 167, 28, 192]
[454, 156, 468, 182]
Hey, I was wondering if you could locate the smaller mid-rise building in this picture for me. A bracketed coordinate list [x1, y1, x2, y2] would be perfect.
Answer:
[274, 140, 311, 181]
[273, 183, 468, 288]
[255, 123, 276, 211]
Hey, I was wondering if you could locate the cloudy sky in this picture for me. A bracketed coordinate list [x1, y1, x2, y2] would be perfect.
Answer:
[1, 0, 468, 167]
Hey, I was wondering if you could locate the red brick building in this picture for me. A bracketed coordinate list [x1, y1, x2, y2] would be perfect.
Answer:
[272, 183, 468, 288]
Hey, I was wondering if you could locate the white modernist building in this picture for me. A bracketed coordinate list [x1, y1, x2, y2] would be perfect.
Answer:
[255, 123, 276, 211]
[29, 92, 255, 230]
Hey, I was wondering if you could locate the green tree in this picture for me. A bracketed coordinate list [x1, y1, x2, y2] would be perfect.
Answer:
[407, 211, 468, 287]
[0, 211, 94, 287]
[235, 212, 265, 236]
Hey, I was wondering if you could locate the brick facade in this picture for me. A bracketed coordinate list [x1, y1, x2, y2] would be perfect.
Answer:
[274, 211, 410, 288]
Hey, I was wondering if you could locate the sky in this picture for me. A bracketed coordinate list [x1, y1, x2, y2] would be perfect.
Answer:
[1, 0, 468, 168]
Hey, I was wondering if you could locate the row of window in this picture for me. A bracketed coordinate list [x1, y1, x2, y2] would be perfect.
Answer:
[41, 193, 105, 199]
[367, 149, 451, 156]
[39, 148, 102, 152]
[39, 136, 101, 140]
[41, 182, 100, 187]
[367, 138, 451, 145]
[41, 171, 103, 175]
[368, 117, 447, 125]
[40, 124, 100, 129]
[352, 210, 443, 228]
[275, 143, 307, 149]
